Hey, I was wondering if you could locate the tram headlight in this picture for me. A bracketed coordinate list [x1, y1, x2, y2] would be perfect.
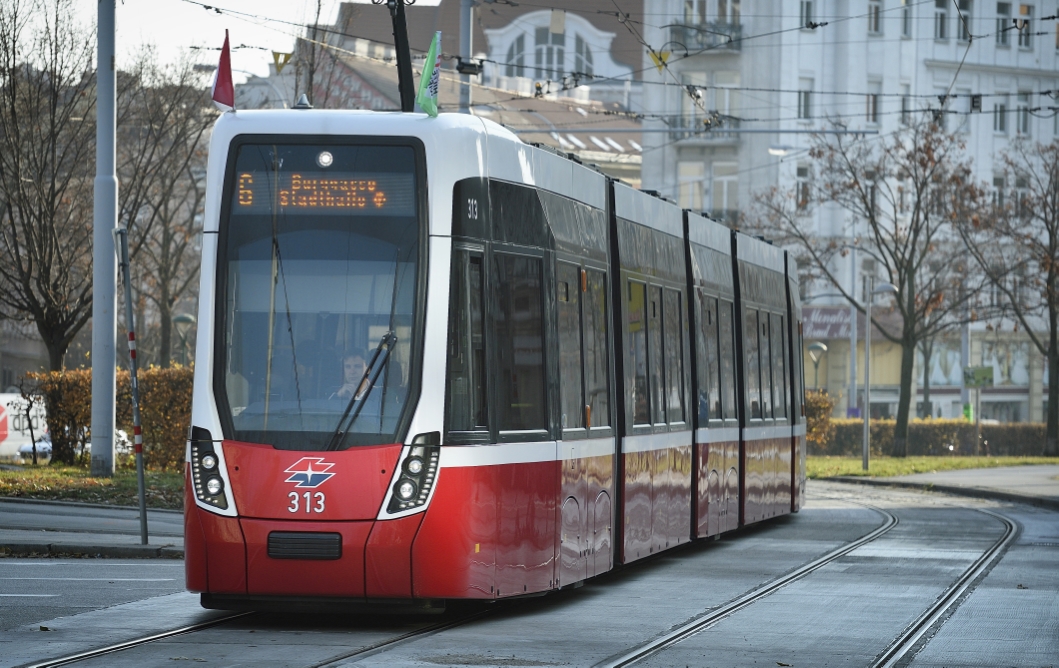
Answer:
[206, 477, 224, 496]
[396, 479, 417, 500]
[386, 432, 440, 514]
[189, 426, 229, 510]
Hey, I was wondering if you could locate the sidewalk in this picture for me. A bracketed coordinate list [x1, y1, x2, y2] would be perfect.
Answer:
[834, 464, 1059, 510]
[0, 497, 184, 557]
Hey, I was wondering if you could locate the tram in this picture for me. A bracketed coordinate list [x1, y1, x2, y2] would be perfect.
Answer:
[184, 110, 806, 609]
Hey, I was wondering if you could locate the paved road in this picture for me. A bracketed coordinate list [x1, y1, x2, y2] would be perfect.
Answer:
[2, 481, 1056, 667]
[0, 499, 183, 557]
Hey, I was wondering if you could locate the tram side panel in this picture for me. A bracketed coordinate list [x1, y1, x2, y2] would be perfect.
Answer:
[684, 212, 740, 539]
[611, 184, 692, 564]
[786, 259, 807, 513]
[732, 233, 794, 526]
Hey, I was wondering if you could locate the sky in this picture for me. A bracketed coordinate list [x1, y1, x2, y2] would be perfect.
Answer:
[77, 0, 437, 81]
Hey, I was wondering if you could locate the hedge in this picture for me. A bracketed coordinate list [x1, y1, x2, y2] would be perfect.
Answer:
[26, 367, 193, 471]
[809, 418, 1048, 457]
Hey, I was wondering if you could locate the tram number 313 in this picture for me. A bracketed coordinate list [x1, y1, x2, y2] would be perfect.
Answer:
[288, 491, 325, 514]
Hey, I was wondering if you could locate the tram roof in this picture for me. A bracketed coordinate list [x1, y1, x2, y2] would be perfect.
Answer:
[686, 211, 731, 255]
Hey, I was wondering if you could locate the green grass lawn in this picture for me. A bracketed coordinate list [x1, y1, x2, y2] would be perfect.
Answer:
[808, 456, 1059, 479]
[0, 465, 184, 510]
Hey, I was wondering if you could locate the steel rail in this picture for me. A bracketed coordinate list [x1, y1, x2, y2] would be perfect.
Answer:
[19, 611, 254, 668]
[596, 503, 900, 668]
[307, 607, 497, 668]
[870, 506, 1019, 668]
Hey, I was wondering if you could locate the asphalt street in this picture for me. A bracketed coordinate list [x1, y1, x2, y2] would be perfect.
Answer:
[0, 474, 1056, 667]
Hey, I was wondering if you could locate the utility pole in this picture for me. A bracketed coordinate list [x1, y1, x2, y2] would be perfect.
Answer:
[90, 0, 117, 477]
[459, 0, 473, 113]
[849, 236, 858, 418]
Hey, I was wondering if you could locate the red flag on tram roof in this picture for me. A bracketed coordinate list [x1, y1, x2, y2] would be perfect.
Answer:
[211, 30, 235, 112]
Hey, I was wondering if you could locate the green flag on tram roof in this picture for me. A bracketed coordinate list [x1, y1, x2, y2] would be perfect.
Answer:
[416, 31, 441, 118]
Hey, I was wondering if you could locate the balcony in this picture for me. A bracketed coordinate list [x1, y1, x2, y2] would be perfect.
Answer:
[668, 21, 743, 52]
[668, 114, 741, 143]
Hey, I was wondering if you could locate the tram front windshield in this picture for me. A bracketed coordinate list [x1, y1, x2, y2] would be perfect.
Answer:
[219, 142, 421, 450]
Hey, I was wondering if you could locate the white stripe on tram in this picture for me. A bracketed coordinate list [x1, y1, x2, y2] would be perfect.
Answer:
[622, 430, 692, 454]
[743, 425, 794, 441]
[694, 427, 741, 444]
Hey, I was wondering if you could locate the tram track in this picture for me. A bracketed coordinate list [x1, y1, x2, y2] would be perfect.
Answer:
[19, 611, 255, 668]
[869, 506, 1019, 668]
[596, 501, 901, 667]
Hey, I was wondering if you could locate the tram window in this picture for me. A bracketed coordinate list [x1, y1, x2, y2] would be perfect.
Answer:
[719, 300, 737, 421]
[648, 285, 666, 425]
[494, 253, 547, 432]
[584, 269, 610, 428]
[745, 309, 761, 419]
[627, 280, 650, 425]
[698, 292, 721, 423]
[664, 288, 685, 424]
[772, 314, 788, 419]
[445, 250, 487, 434]
[760, 313, 773, 419]
[557, 262, 584, 431]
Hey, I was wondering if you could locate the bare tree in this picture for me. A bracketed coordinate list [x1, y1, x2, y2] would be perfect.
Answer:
[296, 0, 342, 108]
[955, 139, 1059, 456]
[751, 121, 990, 456]
[0, 0, 96, 370]
[116, 54, 212, 366]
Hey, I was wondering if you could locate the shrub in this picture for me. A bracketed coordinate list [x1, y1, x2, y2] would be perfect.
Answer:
[26, 366, 193, 471]
[804, 390, 836, 448]
[809, 417, 1048, 457]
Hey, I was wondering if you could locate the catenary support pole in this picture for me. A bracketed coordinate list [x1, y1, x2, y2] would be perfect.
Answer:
[388, 0, 415, 112]
[90, 0, 117, 477]
[849, 244, 858, 419]
[115, 228, 148, 545]
[863, 276, 872, 471]
[460, 0, 473, 113]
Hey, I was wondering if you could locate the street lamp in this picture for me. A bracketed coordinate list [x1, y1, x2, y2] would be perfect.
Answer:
[807, 342, 828, 389]
[863, 280, 898, 471]
[173, 313, 197, 366]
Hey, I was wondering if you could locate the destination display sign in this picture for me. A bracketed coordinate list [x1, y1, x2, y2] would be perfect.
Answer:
[232, 171, 415, 217]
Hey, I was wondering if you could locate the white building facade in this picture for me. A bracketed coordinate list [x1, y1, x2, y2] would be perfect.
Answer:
[640, 0, 1057, 422]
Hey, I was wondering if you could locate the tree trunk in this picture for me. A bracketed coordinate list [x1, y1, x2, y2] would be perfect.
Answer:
[1046, 343, 1058, 456]
[892, 333, 917, 457]
[44, 337, 66, 372]
[159, 301, 172, 367]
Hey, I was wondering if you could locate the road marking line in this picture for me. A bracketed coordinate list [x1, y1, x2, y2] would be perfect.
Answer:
[0, 593, 59, 597]
[0, 578, 176, 581]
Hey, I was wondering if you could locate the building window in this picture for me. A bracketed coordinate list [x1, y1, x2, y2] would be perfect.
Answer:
[718, 0, 741, 24]
[798, 78, 813, 120]
[992, 175, 1006, 210]
[900, 84, 912, 124]
[711, 162, 739, 221]
[902, 0, 913, 36]
[800, 1, 813, 28]
[574, 34, 593, 77]
[1017, 91, 1031, 134]
[1015, 175, 1030, 217]
[505, 34, 525, 77]
[534, 26, 565, 80]
[935, 0, 949, 39]
[796, 165, 810, 211]
[958, 0, 973, 41]
[994, 94, 1009, 133]
[997, 2, 1011, 45]
[678, 161, 705, 210]
[868, 0, 882, 34]
[1017, 4, 1033, 47]
[866, 82, 881, 124]
[685, 0, 707, 23]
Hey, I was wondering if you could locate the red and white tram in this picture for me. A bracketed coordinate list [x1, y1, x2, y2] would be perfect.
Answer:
[184, 110, 806, 608]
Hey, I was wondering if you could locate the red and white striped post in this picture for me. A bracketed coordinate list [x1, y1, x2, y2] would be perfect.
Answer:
[115, 227, 148, 545]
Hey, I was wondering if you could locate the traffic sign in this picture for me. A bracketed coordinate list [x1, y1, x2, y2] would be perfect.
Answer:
[963, 366, 994, 388]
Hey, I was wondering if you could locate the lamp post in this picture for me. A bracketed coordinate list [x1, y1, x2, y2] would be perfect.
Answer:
[807, 342, 828, 389]
[173, 314, 197, 366]
[863, 279, 898, 471]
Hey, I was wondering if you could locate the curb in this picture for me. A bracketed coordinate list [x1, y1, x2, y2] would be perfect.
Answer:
[830, 476, 1059, 511]
[0, 542, 184, 558]
[0, 495, 183, 515]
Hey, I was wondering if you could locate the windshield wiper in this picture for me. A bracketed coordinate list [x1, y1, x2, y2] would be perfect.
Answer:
[324, 332, 398, 451]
